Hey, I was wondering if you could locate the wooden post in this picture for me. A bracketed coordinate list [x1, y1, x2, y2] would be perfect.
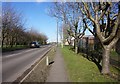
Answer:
[46, 56, 49, 66]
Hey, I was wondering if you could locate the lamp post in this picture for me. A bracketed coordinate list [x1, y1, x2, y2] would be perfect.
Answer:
[57, 19, 58, 46]
[61, 22, 64, 48]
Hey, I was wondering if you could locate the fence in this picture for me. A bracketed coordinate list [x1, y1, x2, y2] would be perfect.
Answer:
[78, 35, 102, 66]
[78, 35, 94, 52]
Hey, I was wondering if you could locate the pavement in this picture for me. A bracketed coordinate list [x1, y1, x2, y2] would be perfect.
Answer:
[46, 47, 69, 82]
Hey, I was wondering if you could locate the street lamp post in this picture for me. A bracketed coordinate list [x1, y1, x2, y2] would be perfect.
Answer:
[57, 19, 58, 47]
[61, 23, 64, 48]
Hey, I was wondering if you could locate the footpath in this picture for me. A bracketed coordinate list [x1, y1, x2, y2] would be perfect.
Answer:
[46, 47, 69, 82]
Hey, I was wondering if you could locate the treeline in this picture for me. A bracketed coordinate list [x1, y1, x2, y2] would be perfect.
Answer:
[2, 4, 48, 48]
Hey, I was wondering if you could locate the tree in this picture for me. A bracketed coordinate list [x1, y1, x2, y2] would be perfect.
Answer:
[2, 4, 26, 47]
[27, 28, 48, 45]
[0, 13, 2, 48]
[59, 23, 71, 45]
[79, 2, 120, 74]
[48, 2, 86, 53]
[2, 4, 48, 47]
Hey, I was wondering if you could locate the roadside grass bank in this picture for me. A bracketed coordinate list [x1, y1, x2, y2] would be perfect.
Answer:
[110, 50, 120, 62]
[22, 46, 56, 82]
[61, 46, 119, 82]
[110, 50, 120, 76]
[13, 46, 56, 83]
[2, 45, 29, 52]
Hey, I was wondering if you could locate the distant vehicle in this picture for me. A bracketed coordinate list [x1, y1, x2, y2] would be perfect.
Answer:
[30, 41, 40, 48]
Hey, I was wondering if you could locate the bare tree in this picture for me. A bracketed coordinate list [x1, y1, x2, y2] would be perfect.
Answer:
[79, 2, 120, 74]
[27, 28, 48, 45]
[59, 23, 71, 45]
[2, 4, 48, 48]
[48, 2, 86, 53]
[2, 4, 25, 47]
[0, 4, 1, 41]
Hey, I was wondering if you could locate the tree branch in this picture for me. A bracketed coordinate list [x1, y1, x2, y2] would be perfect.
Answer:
[67, 29, 75, 38]
[83, 19, 95, 36]
[95, 11, 105, 42]
[78, 27, 86, 39]
[82, 2, 95, 23]
[90, 2, 95, 13]
[108, 36, 119, 49]
[103, 6, 120, 43]
[99, 2, 111, 21]
[111, 13, 118, 20]
[79, 3, 86, 16]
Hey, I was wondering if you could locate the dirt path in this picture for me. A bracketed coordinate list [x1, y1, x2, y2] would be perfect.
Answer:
[46, 47, 69, 82]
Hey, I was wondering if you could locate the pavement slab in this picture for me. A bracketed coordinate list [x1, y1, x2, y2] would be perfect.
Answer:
[46, 47, 69, 82]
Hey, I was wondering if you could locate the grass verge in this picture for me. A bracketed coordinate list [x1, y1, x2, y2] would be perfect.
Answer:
[61, 46, 119, 82]
[2, 45, 29, 52]
[110, 51, 120, 61]
[13, 46, 56, 82]
[23, 46, 56, 82]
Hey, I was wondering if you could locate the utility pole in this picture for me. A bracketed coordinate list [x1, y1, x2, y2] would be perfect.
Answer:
[57, 19, 58, 46]
[61, 22, 64, 48]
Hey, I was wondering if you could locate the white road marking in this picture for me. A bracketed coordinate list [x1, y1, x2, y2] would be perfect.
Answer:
[20, 47, 52, 83]
[3, 49, 35, 58]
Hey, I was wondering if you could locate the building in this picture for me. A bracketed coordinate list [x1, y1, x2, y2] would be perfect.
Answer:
[64, 35, 94, 51]
[64, 36, 75, 46]
[79, 35, 94, 50]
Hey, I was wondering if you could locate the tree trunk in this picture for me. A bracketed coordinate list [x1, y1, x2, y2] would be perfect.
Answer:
[75, 46, 78, 54]
[73, 39, 75, 49]
[2, 39, 4, 48]
[101, 47, 110, 74]
[75, 39, 78, 54]
[1, 36, 5, 48]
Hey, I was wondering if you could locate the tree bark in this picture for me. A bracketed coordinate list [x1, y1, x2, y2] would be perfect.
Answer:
[2, 38, 4, 48]
[75, 39, 79, 54]
[101, 47, 110, 74]
[75, 46, 78, 54]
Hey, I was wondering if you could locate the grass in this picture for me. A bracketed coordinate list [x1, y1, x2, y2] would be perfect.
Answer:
[61, 46, 119, 82]
[16, 46, 56, 82]
[110, 50, 120, 76]
[110, 50, 120, 61]
[2, 45, 29, 52]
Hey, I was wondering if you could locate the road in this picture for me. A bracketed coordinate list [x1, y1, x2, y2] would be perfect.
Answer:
[2, 45, 52, 82]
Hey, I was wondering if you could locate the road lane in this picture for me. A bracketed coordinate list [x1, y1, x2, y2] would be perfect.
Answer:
[2, 45, 52, 82]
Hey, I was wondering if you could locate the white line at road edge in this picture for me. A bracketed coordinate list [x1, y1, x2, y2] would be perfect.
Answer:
[19, 46, 53, 83]
[3, 49, 35, 58]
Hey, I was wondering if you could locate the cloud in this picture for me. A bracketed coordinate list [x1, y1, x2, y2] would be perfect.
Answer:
[36, 0, 47, 2]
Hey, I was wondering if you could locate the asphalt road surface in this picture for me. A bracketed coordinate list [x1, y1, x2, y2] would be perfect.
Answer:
[2, 45, 52, 82]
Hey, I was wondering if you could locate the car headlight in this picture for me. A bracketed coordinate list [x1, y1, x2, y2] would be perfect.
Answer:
[32, 44, 35, 46]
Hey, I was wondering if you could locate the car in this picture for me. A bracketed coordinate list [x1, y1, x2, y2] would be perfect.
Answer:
[30, 41, 40, 48]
